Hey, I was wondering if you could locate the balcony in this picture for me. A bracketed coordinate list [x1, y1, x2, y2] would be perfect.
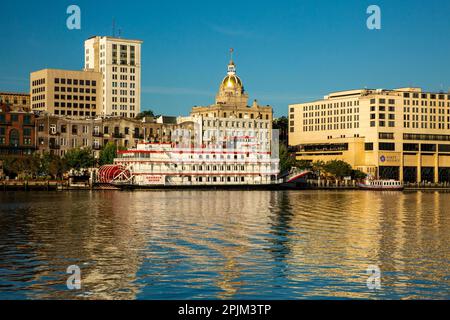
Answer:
[92, 144, 102, 151]
[92, 132, 103, 137]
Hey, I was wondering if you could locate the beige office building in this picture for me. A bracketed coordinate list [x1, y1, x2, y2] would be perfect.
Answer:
[84, 36, 143, 118]
[30, 69, 102, 118]
[289, 88, 450, 183]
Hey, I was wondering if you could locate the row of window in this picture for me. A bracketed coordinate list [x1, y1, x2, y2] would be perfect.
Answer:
[53, 110, 96, 117]
[403, 92, 450, 100]
[0, 96, 29, 105]
[365, 142, 450, 152]
[301, 123, 361, 132]
[54, 78, 97, 86]
[0, 114, 32, 124]
[300, 100, 361, 112]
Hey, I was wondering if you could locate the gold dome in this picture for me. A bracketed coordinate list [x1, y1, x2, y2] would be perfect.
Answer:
[222, 74, 242, 89]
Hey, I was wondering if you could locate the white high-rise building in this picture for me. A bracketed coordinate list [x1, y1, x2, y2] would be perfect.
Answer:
[84, 36, 143, 118]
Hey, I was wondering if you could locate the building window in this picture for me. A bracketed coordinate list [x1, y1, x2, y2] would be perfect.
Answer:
[379, 143, 395, 151]
[9, 129, 19, 146]
[379, 132, 394, 140]
[365, 143, 374, 151]
[23, 128, 32, 137]
[403, 143, 419, 152]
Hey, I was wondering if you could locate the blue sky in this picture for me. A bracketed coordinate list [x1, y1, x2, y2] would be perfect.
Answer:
[0, 0, 449, 117]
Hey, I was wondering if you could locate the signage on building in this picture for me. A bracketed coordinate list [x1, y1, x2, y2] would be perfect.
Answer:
[145, 175, 165, 185]
[379, 153, 401, 165]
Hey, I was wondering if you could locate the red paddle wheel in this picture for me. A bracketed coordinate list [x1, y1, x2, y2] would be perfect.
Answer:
[97, 165, 132, 184]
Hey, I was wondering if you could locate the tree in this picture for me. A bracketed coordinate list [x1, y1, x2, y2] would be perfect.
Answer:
[279, 144, 298, 173]
[273, 116, 289, 146]
[63, 148, 95, 171]
[323, 160, 353, 180]
[136, 110, 155, 120]
[352, 169, 367, 180]
[40, 152, 66, 179]
[297, 160, 313, 170]
[99, 142, 118, 166]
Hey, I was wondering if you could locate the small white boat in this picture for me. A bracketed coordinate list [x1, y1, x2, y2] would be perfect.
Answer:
[358, 179, 404, 191]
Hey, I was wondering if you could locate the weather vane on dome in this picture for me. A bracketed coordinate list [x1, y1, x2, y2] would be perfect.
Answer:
[230, 48, 234, 62]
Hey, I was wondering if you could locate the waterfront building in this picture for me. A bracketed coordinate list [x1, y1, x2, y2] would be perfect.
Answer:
[289, 88, 450, 183]
[30, 69, 102, 118]
[0, 104, 36, 156]
[84, 36, 143, 118]
[35, 114, 103, 158]
[35, 114, 174, 158]
[191, 56, 273, 131]
[101, 116, 174, 148]
[105, 54, 280, 187]
[0, 92, 31, 111]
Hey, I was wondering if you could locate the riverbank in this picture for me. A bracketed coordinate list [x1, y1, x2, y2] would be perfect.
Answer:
[3, 180, 450, 192]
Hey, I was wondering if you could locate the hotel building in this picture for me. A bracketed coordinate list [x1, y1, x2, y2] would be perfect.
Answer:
[84, 36, 143, 118]
[30, 69, 102, 118]
[289, 88, 450, 183]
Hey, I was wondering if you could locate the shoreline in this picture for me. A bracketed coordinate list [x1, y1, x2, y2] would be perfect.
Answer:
[2, 180, 450, 192]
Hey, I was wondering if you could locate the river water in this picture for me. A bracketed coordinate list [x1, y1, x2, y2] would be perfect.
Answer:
[0, 190, 449, 300]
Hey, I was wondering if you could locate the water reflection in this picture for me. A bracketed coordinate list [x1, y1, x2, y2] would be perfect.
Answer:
[0, 190, 449, 300]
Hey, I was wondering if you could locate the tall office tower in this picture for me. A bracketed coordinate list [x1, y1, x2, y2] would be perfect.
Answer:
[84, 36, 143, 118]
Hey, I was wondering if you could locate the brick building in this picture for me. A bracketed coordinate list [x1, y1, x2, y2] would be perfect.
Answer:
[0, 104, 36, 155]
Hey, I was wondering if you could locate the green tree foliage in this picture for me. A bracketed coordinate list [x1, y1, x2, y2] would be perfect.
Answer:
[297, 160, 313, 170]
[351, 169, 367, 180]
[273, 116, 288, 146]
[135, 110, 155, 120]
[99, 142, 118, 166]
[0, 155, 40, 179]
[323, 160, 353, 180]
[40, 152, 66, 179]
[63, 148, 95, 171]
[279, 144, 298, 173]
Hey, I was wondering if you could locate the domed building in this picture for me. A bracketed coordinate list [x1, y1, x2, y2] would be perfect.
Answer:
[191, 51, 273, 122]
